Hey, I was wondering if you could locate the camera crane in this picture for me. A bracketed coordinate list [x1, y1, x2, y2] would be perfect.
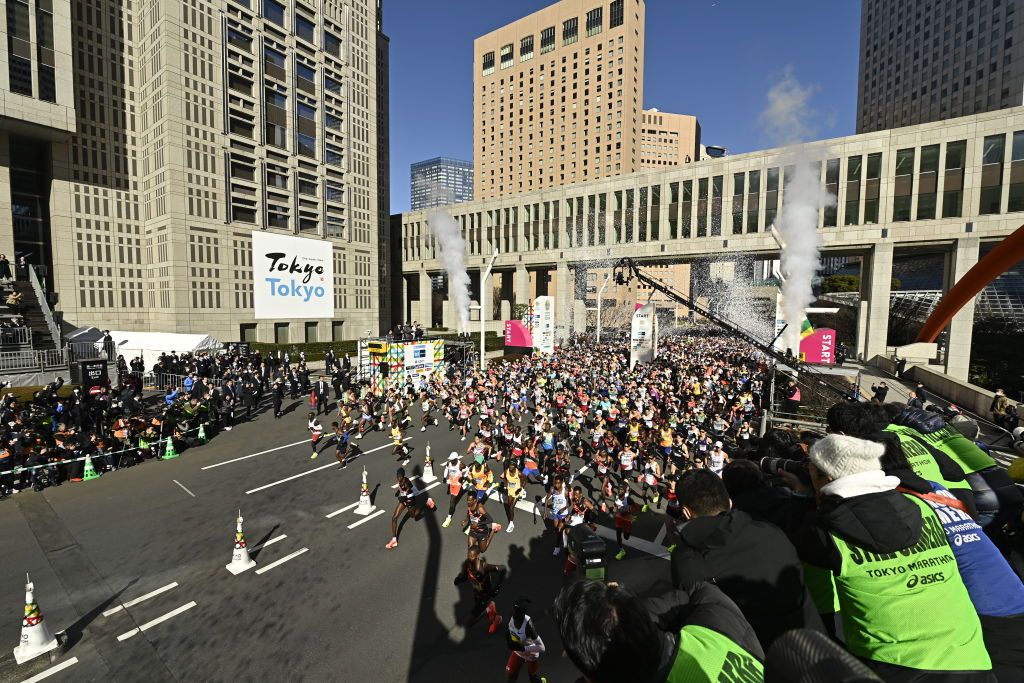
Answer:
[611, 258, 850, 403]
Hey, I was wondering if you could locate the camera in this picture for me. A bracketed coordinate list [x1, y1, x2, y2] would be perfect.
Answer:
[760, 457, 806, 476]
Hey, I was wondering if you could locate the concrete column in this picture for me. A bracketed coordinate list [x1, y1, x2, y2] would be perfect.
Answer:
[944, 237, 980, 381]
[417, 270, 431, 328]
[555, 261, 572, 341]
[856, 242, 894, 362]
[514, 264, 529, 308]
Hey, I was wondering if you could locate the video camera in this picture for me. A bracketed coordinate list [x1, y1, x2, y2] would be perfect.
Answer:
[567, 524, 607, 581]
[760, 457, 806, 477]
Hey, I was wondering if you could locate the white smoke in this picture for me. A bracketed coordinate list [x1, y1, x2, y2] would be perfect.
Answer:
[427, 209, 471, 333]
[759, 68, 836, 353]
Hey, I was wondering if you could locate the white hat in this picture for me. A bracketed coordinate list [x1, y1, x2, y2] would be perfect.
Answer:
[808, 434, 885, 481]
[714, 441, 723, 448]
[448, 451, 460, 461]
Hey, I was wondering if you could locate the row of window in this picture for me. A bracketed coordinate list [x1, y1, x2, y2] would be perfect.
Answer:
[240, 320, 349, 344]
[6, 0, 56, 102]
[481, 0, 624, 75]
[233, 0, 342, 58]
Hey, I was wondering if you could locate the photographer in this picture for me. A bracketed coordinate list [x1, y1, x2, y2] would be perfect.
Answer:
[553, 579, 764, 683]
[670, 469, 824, 649]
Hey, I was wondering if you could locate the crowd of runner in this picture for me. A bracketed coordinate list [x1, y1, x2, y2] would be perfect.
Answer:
[320, 329, 1024, 683]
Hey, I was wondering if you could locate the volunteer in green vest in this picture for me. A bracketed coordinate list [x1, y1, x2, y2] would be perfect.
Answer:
[553, 579, 765, 683]
[792, 433, 994, 683]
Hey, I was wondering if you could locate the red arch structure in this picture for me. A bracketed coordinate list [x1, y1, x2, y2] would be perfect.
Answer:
[916, 224, 1024, 343]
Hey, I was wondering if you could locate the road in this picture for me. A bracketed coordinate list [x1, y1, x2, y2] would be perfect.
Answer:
[0, 394, 676, 683]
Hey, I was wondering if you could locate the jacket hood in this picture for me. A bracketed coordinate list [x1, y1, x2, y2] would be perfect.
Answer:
[818, 490, 923, 553]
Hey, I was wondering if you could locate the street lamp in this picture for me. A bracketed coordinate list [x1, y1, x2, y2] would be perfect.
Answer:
[479, 248, 499, 371]
[595, 273, 611, 343]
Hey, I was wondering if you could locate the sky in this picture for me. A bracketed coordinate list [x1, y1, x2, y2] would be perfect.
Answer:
[386, 0, 862, 214]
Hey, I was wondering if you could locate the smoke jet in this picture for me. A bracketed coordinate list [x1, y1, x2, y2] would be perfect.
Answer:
[427, 209, 471, 333]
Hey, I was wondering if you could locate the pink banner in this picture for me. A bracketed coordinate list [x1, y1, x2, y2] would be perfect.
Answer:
[799, 328, 837, 365]
[504, 320, 533, 349]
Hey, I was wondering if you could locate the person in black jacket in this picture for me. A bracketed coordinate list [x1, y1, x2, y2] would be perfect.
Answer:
[554, 579, 764, 683]
[670, 469, 824, 649]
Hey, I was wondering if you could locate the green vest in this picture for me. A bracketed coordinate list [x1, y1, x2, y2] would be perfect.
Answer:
[906, 425, 996, 474]
[667, 624, 764, 683]
[884, 425, 971, 491]
[802, 562, 839, 614]
[830, 495, 990, 672]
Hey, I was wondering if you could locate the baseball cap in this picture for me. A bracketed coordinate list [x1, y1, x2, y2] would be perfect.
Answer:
[448, 451, 460, 461]
[714, 441, 723, 448]
[474, 454, 485, 465]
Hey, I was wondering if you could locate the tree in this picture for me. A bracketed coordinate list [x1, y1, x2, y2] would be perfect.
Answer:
[820, 274, 902, 293]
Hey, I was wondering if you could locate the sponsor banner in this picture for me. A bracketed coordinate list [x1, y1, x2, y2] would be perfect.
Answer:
[629, 302, 658, 370]
[799, 328, 837, 365]
[504, 320, 533, 349]
[252, 231, 334, 319]
[404, 341, 440, 384]
[533, 296, 555, 354]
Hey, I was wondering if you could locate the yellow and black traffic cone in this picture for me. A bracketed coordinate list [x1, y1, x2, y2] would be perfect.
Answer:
[225, 511, 257, 575]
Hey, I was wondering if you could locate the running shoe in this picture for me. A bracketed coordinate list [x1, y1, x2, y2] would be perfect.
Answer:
[385, 537, 398, 549]
[552, 547, 562, 556]
[311, 453, 318, 459]
[488, 615, 503, 634]
[667, 544, 677, 553]
[615, 548, 627, 560]
[442, 515, 452, 528]
[420, 427, 426, 432]
[506, 521, 515, 533]
[641, 503, 649, 513]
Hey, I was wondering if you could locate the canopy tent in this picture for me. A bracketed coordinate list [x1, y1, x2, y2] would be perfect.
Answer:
[65, 326, 103, 343]
[108, 330, 222, 365]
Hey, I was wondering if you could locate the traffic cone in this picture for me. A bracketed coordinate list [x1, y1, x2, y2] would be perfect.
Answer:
[13, 574, 60, 665]
[354, 466, 376, 515]
[197, 424, 207, 444]
[160, 437, 179, 460]
[225, 511, 257, 575]
[82, 453, 100, 481]
[421, 442, 437, 483]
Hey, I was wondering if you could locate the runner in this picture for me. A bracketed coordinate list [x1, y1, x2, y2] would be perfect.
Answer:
[453, 547, 506, 633]
[468, 454, 494, 502]
[385, 467, 435, 550]
[501, 459, 525, 533]
[307, 412, 323, 460]
[613, 482, 639, 560]
[463, 496, 501, 552]
[504, 597, 546, 683]
[442, 452, 468, 528]
[562, 485, 597, 575]
[390, 420, 408, 464]
[708, 440, 730, 476]
[545, 475, 570, 557]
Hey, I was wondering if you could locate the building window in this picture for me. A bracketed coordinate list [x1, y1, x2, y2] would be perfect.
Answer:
[295, 62, 316, 94]
[586, 7, 603, 36]
[35, 3, 55, 102]
[332, 321, 345, 341]
[266, 170, 288, 188]
[610, 0, 625, 28]
[482, 51, 495, 76]
[325, 76, 342, 94]
[6, 0, 31, 96]
[298, 176, 317, 196]
[296, 102, 317, 158]
[325, 113, 342, 130]
[296, 15, 316, 44]
[916, 144, 939, 220]
[746, 169, 760, 232]
[520, 35, 534, 61]
[864, 152, 882, 223]
[540, 26, 555, 54]
[232, 158, 256, 181]
[822, 158, 839, 227]
[297, 133, 316, 157]
[265, 89, 287, 148]
[266, 207, 289, 229]
[711, 175, 723, 237]
[680, 180, 692, 238]
[979, 134, 1005, 215]
[697, 177, 708, 237]
[500, 43, 513, 70]
[299, 217, 318, 232]
[844, 156, 862, 225]
[1009, 131, 1024, 212]
[232, 206, 257, 223]
[228, 27, 253, 52]
[304, 322, 318, 342]
[942, 140, 966, 218]
[229, 116, 254, 139]
[274, 322, 289, 344]
[326, 182, 343, 202]
[563, 17, 578, 46]
[264, 46, 287, 80]
[326, 145, 343, 167]
[324, 31, 342, 59]
[264, 0, 286, 27]
[892, 148, 914, 222]
[731, 172, 744, 235]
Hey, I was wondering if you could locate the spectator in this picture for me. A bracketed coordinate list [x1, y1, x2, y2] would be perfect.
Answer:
[15, 256, 28, 281]
[792, 434, 994, 682]
[0, 254, 11, 281]
[870, 381, 889, 403]
[5, 290, 23, 315]
[896, 356, 907, 378]
[992, 389, 1010, 429]
[907, 390, 924, 410]
[781, 379, 801, 417]
[670, 469, 824, 648]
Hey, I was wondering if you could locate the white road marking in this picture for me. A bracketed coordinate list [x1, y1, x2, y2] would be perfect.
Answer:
[201, 439, 308, 470]
[245, 439, 409, 495]
[326, 502, 359, 518]
[346, 508, 385, 529]
[511, 499, 669, 560]
[250, 534, 287, 551]
[255, 547, 309, 575]
[172, 480, 196, 498]
[422, 481, 441, 492]
[103, 582, 179, 618]
[116, 601, 197, 642]
[18, 657, 79, 683]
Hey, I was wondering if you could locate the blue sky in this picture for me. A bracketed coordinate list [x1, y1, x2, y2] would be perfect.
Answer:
[386, 0, 861, 213]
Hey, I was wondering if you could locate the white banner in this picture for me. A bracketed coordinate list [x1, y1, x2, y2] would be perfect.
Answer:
[403, 341, 437, 384]
[629, 303, 658, 370]
[533, 296, 555, 354]
[252, 232, 334, 319]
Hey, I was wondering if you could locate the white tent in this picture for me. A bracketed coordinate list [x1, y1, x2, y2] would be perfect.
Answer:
[109, 330, 223, 364]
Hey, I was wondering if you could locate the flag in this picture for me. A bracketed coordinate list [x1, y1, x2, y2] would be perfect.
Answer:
[800, 318, 815, 339]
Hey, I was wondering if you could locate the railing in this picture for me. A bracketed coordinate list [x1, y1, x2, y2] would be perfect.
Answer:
[0, 326, 32, 348]
[27, 265, 61, 347]
[0, 347, 67, 373]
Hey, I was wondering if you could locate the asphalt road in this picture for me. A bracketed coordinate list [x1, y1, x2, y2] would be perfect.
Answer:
[0, 394, 676, 683]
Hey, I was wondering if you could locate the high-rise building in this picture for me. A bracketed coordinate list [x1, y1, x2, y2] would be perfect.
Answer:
[0, 0, 386, 344]
[857, 0, 1024, 133]
[473, 0, 647, 200]
[410, 156, 474, 210]
[639, 108, 700, 169]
